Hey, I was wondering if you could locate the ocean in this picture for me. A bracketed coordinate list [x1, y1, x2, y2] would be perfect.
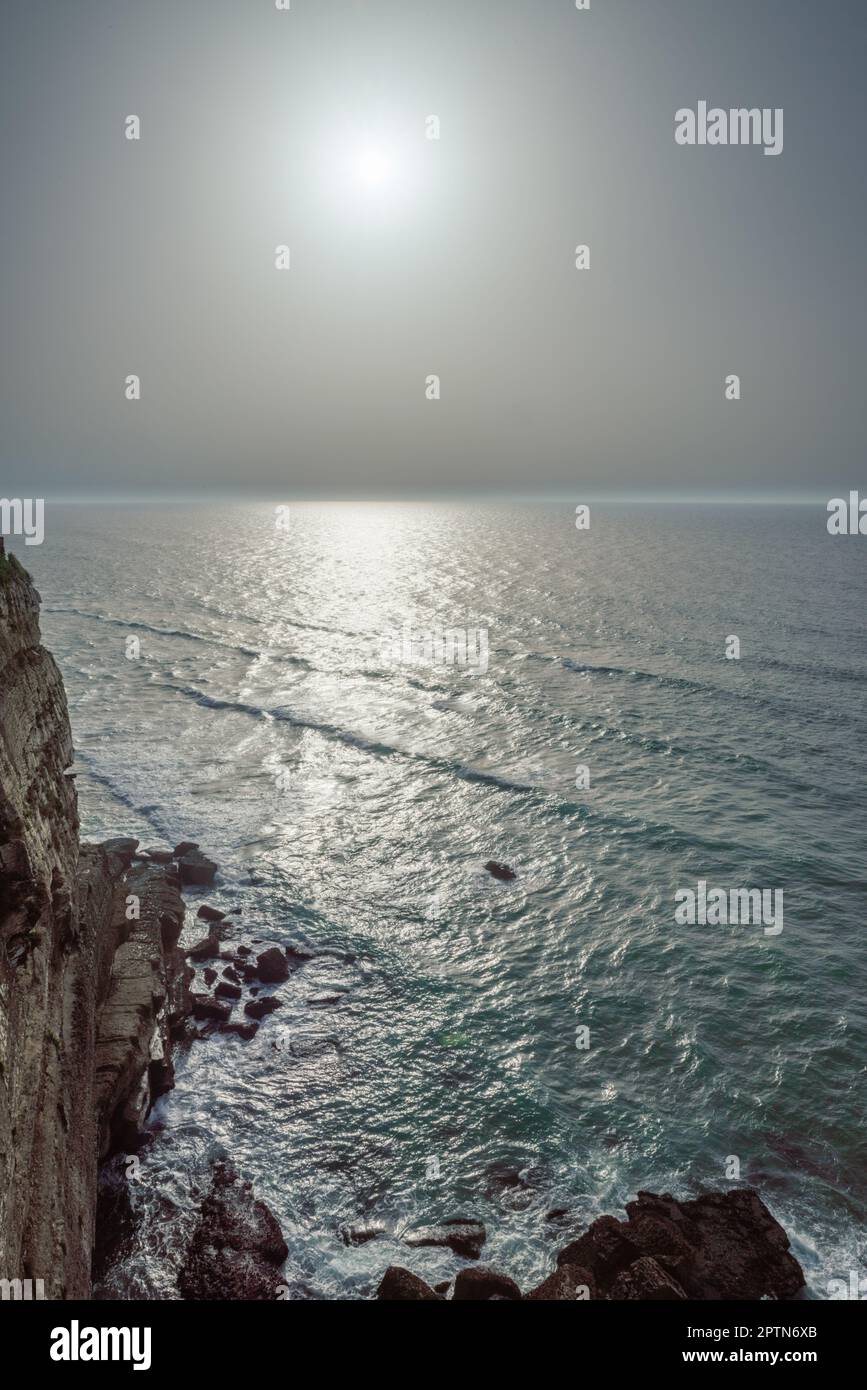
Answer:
[18, 499, 867, 1299]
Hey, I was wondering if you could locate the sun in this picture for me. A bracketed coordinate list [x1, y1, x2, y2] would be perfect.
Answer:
[356, 146, 393, 189]
[312, 122, 425, 223]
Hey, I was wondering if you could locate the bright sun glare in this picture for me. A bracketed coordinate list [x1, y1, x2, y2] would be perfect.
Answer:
[357, 146, 393, 188]
[318, 126, 422, 220]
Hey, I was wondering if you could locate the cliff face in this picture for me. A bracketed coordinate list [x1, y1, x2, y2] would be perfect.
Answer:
[0, 541, 188, 1297]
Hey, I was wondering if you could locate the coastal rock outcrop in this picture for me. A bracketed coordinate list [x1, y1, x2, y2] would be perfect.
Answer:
[93, 855, 192, 1157]
[379, 1190, 805, 1301]
[178, 1161, 288, 1300]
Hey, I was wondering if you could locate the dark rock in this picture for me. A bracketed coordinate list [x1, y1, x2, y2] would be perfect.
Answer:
[237, 945, 252, 958]
[556, 1191, 805, 1301]
[244, 995, 283, 1021]
[171, 1015, 206, 1043]
[545, 1207, 571, 1224]
[285, 942, 315, 966]
[203, 967, 217, 986]
[158, 908, 183, 952]
[178, 851, 218, 886]
[290, 1036, 338, 1058]
[92, 1166, 138, 1286]
[340, 1223, 386, 1247]
[483, 860, 517, 882]
[484, 1161, 526, 1192]
[222, 965, 241, 985]
[376, 1266, 440, 1301]
[101, 837, 140, 865]
[220, 1022, 259, 1042]
[145, 847, 174, 864]
[307, 991, 345, 1007]
[187, 932, 220, 961]
[557, 1214, 640, 1282]
[256, 947, 291, 984]
[625, 1210, 695, 1280]
[173, 841, 199, 857]
[178, 1162, 288, 1300]
[609, 1255, 687, 1300]
[404, 1218, 486, 1261]
[190, 993, 232, 1023]
[434, 1280, 452, 1296]
[197, 904, 226, 923]
[452, 1266, 522, 1301]
[215, 980, 242, 1001]
[526, 1264, 596, 1300]
[621, 1190, 805, 1300]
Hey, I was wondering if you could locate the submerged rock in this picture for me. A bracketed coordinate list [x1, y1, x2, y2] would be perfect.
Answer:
[404, 1217, 486, 1261]
[244, 995, 283, 1021]
[179, 1162, 288, 1300]
[340, 1223, 387, 1247]
[285, 941, 315, 966]
[483, 861, 517, 882]
[220, 1021, 259, 1042]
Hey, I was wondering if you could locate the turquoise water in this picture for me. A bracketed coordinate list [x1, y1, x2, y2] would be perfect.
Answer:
[19, 500, 867, 1298]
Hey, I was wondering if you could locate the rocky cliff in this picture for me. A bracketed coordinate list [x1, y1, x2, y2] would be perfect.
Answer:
[0, 539, 189, 1298]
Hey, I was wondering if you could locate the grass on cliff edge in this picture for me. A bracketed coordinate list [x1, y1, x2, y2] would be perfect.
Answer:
[0, 548, 27, 585]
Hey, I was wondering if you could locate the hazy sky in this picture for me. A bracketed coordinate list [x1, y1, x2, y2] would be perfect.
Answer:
[1, 0, 865, 496]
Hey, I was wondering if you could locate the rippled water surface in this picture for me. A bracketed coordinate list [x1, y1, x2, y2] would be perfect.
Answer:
[21, 501, 867, 1298]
